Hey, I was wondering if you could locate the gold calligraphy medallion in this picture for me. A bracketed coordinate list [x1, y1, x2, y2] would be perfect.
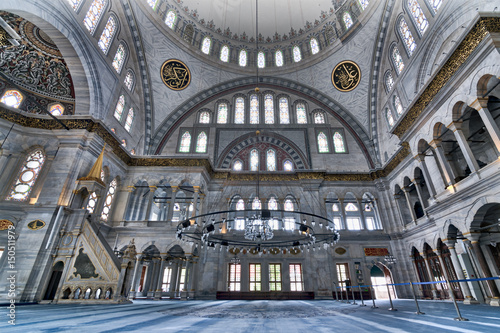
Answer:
[27, 219, 46, 230]
[331, 60, 361, 92]
[161, 59, 191, 90]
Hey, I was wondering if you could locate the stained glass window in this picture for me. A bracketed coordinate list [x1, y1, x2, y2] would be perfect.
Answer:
[269, 264, 282, 291]
[165, 10, 177, 29]
[68, 0, 84, 11]
[358, 0, 370, 10]
[284, 199, 294, 211]
[179, 131, 191, 152]
[114, 95, 125, 121]
[385, 71, 394, 91]
[250, 149, 260, 171]
[233, 160, 243, 171]
[101, 178, 117, 221]
[1, 90, 23, 108]
[257, 51, 266, 68]
[98, 16, 116, 54]
[289, 264, 304, 291]
[279, 97, 290, 124]
[122, 139, 127, 147]
[264, 94, 274, 124]
[112, 43, 126, 74]
[252, 197, 262, 210]
[332, 203, 339, 211]
[333, 132, 346, 153]
[249, 263, 261, 291]
[236, 198, 245, 210]
[426, 0, 443, 13]
[147, 0, 159, 10]
[408, 0, 429, 35]
[293, 45, 302, 62]
[296, 103, 307, 124]
[196, 132, 207, 153]
[314, 112, 325, 124]
[267, 149, 276, 171]
[124, 71, 134, 91]
[283, 160, 293, 172]
[218, 103, 228, 124]
[394, 95, 403, 115]
[49, 104, 64, 116]
[345, 202, 358, 211]
[386, 108, 395, 126]
[239, 49, 247, 67]
[250, 95, 259, 124]
[317, 132, 329, 153]
[343, 12, 353, 30]
[235, 97, 245, 124]
[87, 192, 98, 213]
[392, 46, 405, 75]
[310, 38, 319, 55]
[201, 37, 211, 54]
[220, 45, 229, 62]
[199, 111, 210, 123]
[7, 149, 45, 201]
[83, 0, 106, 34]
[228, 263, 241, 291]
[268, 197, 278, 210]
[399, 18, 417, 56]
[124, 108, 134, 132]
[275, 50, 284, 67]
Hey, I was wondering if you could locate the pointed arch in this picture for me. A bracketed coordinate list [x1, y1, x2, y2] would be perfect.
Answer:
[7, 149, 46, 201]
[83, 0, 107, 35]
[98, 15, 117, 54]
[196, 131, 208, 153]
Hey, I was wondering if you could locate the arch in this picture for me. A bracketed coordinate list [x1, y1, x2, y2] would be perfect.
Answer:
[238, 49, 248, 67]
[477, 74, 500, 99]
[97, 13, 119, 54]
[43, 261, 64, 300]
[390, 44, 405, 75]
[397, 16, 417, 56]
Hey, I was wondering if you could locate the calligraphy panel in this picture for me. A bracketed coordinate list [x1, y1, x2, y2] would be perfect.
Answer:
[364, 248, 389, 256]
[161, 59, 191, 91]
[331, 60, 361, 92]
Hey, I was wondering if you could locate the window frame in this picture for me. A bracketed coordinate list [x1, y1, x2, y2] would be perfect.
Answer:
[289, 263, 304, 292]
[269, 263, 282, 291]
[249, 263, 262, 291]
[332, 129, 348, 154]
[228, 263, 241, 291]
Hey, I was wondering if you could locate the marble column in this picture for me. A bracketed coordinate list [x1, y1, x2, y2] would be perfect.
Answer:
[421, 252, 439, 299]
[412, 178, 426, 210]
[448, 122, 480, 173]
[53, 255, 73, 303]
[356, 198, 367, 230]
[435, 249, 454, 300]
[402, 186, 417, 222]
[414, 154, 437, 197]
[443, 240, 477, 304]
[339, 198, 347, 230]
[393, 194, 406, 227]
[144, 186, 157, 221]
[429, 139, 455, 187]
[191, 186, 199, 219]
[166, 186, 179, 222]
[470, 98, 500, 153]
[169, 260, 179, 299]
[154, 257, 167, 300]
[187, 256, 199, 299]
[147, 258, 160, 298]
[410, 257, 424, 298]
[176, 260, 185, 298]
[128, 254, 142, 299]
[182, 257, 193, 300]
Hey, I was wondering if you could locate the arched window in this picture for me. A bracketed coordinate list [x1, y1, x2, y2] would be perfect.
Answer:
[250, 95, 259, 124]
[250, 149, 259, 171]
[7, 149, 45, 201]
[325, 25, 336, 43]
[394, 95, 403, 115]
[391, 46, 405, 75]
[264, 94, 274, 124]
[332, 203, 339, 211]
[235, 97, 245, 124]
[69, 0, 84, 11]
[183, 24, 194, 44]
[284, 199, 294, 211]
[233, 160, 243, 171]
[239, 49, 247, 66]
[283, 160, 293, 172]
[398, 18, 417, 56]
[98, 16, 117, 54]
[292, 45, 302, 62]
[49, 104, 64, 116]
[408, 0, 429, 35]
[426, 0, 443, 13]
[196, 132, 208, 153]
[358, 0, 370, 10]
[386, 108, 395, 127]
[275, 50, 284, 67]
[310, 38, 319, 55]
[114, 95, 125, 121]
[333, 132, 346, 153]
[199, 111, 210, 123]
[252, 197, 262, 210]
[266, 149, 276, 171]
[279, 97, 290, 124]
[1, 90, 23, 108]
[124, 70, 134, 91]
[112, 43, 126, 74]
[314, 112, 325, 124]
[345, 202, 358, 211]
[268, 197, 278, 210]
[179, 131, 191, 152]
[385, 71, 394, 92]
[220, 45, 230, 62]
[201, 37, 211, 54]
[124, 108, 134, 132]
[217, 103, 228, 124]
[165, 10, 177, 29]
[343, 12, 353, 30]
[101, 178, 117, 221]
[83, 0, 106, 34]
[296, 103, 307, 124]
[236, 198, 245, 210]
[257, 51, 266, 68]
[317, 132, 329, 153]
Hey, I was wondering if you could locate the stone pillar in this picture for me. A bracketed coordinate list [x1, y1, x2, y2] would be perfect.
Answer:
[176, 259, 185, 298]
[356, 198, 367, 229]
[393, 194, 406, 227]
[154, 257, 167, 300]
[120, 186, 135, 221]
[114, 262, 130, 302]
[166, 186, 179, 222]
[144, 186, 157, 221]
[147, 258, 160, 298]
[443, 240, 477, 304]
[412, 178, 426, 210]
[183, 256, 193, 300]
[53, 255, 73, 303]
[401, 186, 417, 222]
[414, 154, 437, 197]
[448, 122, 480, 173]
[470, 98, 500, 154]
[191, 187, 200, 218]
[128, 254, 142, 299]
[409, 257, 424, 298]
[467, 233, 500, 305]
[187, 256, 199, 299]
[421, 252, 439, 299]
[339, 198, 347, 229]
[429, 140, 455, 187]
[169, 260, 179, 299]
[436, 249, 455, 300]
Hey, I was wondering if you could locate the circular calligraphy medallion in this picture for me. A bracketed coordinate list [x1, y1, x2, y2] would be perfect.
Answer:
[27, 219, 45, 230]
[0, 219, 14, 231]
[161, 59, 191, 91]
[331, 60, 361, 92]
[335, 247, 347, 255]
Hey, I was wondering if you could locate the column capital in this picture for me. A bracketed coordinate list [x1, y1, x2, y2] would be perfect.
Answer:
[447, 121, 463, 132]
[149, 186, 157, 191]
[411, 177, 422, 185]
[171, 186, 179, 192]
[428, 139, 441, 148]
[414, 153, 426, 162]
[470, 97, 489, 111]
[443, 238, 457, 248]
[465, 232, 481, 242]
[193, 186, 200, 193]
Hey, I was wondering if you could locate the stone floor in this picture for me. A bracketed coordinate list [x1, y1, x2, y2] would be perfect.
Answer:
[1, 299, 500, 332]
